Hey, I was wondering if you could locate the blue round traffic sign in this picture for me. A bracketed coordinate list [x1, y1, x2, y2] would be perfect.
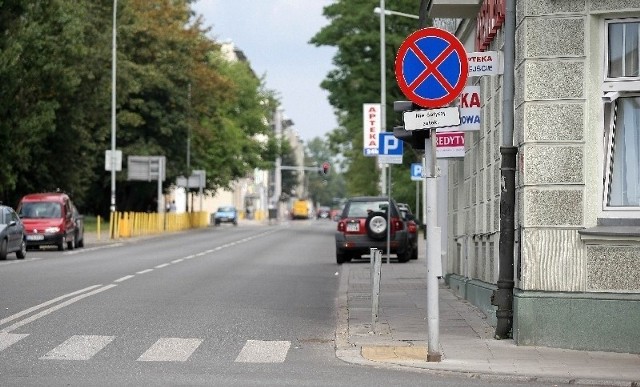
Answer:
[395, 27, 468, 108]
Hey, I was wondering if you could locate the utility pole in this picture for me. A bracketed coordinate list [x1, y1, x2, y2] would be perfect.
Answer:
[273, 108, 283, 219]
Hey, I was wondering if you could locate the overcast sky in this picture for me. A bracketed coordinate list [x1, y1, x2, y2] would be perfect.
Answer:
[191, 0, 338, 142]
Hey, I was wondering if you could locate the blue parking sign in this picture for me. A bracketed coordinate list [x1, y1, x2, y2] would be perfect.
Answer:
[411, 163, 422, 181]
[378, 133, 403, 164]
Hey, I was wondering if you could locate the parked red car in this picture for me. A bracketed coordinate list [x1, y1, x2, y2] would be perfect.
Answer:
[334, 196, 412, 264]
[17, 192, 84, 251]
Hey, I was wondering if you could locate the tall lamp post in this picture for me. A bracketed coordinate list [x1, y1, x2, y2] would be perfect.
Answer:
[375, 4, 419, 197]
[110, 0, 118, 212]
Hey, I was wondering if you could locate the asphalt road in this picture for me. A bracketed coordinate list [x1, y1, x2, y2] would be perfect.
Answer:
[0, 220, 557, 386]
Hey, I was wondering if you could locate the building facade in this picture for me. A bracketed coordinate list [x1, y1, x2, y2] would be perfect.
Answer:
[429, 0, 640, 353]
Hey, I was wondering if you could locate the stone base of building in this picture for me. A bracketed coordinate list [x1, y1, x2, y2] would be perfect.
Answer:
[446, 274, 640, 354]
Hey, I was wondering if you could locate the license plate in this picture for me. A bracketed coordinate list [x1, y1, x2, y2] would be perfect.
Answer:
[346, 223, 359, 232]
[27, 234, 44, 241]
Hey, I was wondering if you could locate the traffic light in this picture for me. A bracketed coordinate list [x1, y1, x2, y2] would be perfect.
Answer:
[320, 161, 330, 175]
[393, 126, 429, 150]
[392, 101, 430, 151]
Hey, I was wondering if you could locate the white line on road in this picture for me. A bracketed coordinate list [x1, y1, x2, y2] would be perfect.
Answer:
[0, 285, 102, 328]
[137, 338, 203, 362]
[155, 263, 170, 269]
[0, 285, 117, 333]
[114, 275, 135, 283]
[171, 259, 184, 264]
[136, 269, 153, 274]
[235, 340, 291, 363]
[41, 335, 114, 360]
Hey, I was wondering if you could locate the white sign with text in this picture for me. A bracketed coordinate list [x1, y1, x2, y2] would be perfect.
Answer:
[363, 103, 381, 156]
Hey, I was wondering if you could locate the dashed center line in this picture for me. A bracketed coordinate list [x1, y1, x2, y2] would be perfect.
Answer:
[114, 275, 135, 283]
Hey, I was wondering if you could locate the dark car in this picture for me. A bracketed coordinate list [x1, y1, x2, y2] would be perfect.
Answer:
[334, 196, 411, 264]
[397, 203, 418, 260]
[316, 206, 331, 219]
[213, 206, 238, 226]
[0, 204, 27, 260]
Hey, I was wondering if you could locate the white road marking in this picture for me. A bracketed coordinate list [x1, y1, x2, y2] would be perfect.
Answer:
[154, 263, 170, 268]
[136, 269, 153, 274]
[114, 275, 135, 283]
[0, 285, 117, 333]
[137, 338, 202, 362]
[0, 285, 102, 327]
[0, 333, 28, 352]
[235, 340, 291, 363]
[171, 259, 184, 264]
[41, 335, 114, 360]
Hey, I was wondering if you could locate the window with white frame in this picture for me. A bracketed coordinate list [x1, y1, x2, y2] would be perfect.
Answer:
[603, 19, 640, 211]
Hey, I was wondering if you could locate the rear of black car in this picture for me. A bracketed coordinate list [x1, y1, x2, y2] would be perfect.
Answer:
[334, 196, 411, 264]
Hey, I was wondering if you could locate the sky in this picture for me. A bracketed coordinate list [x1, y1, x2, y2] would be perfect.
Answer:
[191, 0, 339, 142]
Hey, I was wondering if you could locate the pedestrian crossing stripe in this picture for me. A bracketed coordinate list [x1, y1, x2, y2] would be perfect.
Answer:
[41, 335, 115, 360]
[138, 338, 202, 362]
[0, 334, 294, 363]
[235, 340, 291, 363]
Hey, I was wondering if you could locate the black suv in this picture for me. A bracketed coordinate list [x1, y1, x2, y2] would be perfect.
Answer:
[334, 196, 411, 264]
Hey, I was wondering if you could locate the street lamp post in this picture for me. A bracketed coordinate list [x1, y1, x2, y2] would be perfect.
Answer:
[374, 4, 419, 197]
[379, 0, 387, 197]
[110, 0, 117, 212]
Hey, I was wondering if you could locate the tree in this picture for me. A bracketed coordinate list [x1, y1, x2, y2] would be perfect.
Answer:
[306, 137, 346, 207]
[310, 0, 425, 202]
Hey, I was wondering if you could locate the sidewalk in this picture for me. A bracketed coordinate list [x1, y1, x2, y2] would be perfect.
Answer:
[335, 255, 640, 386]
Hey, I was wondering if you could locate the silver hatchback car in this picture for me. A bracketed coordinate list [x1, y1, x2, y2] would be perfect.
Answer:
[0, 204, 27, 260]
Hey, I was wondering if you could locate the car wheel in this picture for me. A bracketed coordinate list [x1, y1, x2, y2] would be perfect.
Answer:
[67, 234, 76, 250]
[16, 239, 26, 259]
[0, 238, 7, 260]
[365, 211, 387, 240]
[397, 249, 411, 263]
[77, 234, 84, 248]
[336, 251, 346, 265]
[58, 238, 66, 252]
[411, 246, 418, 260]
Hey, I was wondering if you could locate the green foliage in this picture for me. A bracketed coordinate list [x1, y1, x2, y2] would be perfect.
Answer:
[0, 0, 278, 216]
[310, 0, 426, 204]
[305, 137, 346, 206]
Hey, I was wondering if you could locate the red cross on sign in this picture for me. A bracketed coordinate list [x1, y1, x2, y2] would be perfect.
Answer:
[395, 27, 469, 109]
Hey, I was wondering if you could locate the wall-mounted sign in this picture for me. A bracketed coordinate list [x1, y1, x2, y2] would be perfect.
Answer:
[439, 86, 481, 132]
[468, 51, 502, 76]
[476, 0, 505, 51]
[436, 132, 465, 158]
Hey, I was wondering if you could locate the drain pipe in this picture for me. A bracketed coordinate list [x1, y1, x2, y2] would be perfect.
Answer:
[492, 0, 517, 339]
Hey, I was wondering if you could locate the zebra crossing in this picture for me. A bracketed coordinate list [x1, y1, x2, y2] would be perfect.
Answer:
[0, 332, 294, 363]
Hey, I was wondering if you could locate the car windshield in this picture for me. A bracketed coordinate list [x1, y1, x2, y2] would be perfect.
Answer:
[217, 207, 235, 212]
[345, 201, 389, 218]
[19, 202, 61, 218]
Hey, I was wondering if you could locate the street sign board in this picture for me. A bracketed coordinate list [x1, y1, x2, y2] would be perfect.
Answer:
[104, 150, 122, 172]
[363, 103, 381, 156]
[410, 163, 423, 181]
[436, 132, 465, 158]
[468, 51, 502, 76]
[378, 132, 403, 164]
[395, 27, 468, 108]
[127, 156, 166, 181]
[403, 106, 460, 131]
[438, 85, 481, 132]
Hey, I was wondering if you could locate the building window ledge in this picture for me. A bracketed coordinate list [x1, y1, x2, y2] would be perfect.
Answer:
[579, 226, 640, 244]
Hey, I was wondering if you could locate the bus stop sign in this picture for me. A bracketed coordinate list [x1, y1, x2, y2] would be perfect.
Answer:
[395, 27, 468, 109]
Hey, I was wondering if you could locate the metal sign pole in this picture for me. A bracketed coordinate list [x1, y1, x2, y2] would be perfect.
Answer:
[425, 129, 441, 362]
[386, 165, 391, 264]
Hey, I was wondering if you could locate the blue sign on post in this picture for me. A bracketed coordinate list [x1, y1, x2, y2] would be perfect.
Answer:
[395, 27, 469, 109]
[378, 132, 403, 164]
[411, 163, 423, 181]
